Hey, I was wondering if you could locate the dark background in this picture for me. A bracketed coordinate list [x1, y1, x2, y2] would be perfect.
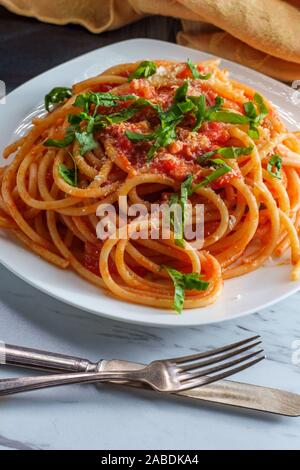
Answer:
[0, 5, 181, 93]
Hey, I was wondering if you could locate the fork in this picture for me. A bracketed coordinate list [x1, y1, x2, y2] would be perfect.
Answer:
[0, 336, 264, 396]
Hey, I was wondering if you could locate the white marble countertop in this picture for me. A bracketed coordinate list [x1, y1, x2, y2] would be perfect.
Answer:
[0, 264, 300, 450]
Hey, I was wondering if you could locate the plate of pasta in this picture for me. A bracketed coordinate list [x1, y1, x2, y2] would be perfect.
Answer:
[0, 39, 300, 327]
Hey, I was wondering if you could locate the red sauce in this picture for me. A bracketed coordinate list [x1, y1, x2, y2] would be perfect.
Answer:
[94, 83, 118, 93]
[83, 243, 101, 275]
[106, 124, 150, 169]
[200, 122, 231, 146]
[83, 243, 147, 277]
[130, 79, 155, 99]
[45, 169, 53, 187]
[151, 155, 195, 181]
[211, 169, 241, 189]
[155, 86, 176, 110]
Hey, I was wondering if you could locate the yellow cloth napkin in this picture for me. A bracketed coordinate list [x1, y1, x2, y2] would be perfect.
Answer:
[1, 0, 300, 81]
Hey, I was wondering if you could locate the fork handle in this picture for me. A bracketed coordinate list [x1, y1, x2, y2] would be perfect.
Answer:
[0, 370, 143, 397]
[1, 343, 99, 373]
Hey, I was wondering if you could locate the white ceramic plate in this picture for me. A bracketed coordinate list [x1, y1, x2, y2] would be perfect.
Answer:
[1, 39, 300, 327]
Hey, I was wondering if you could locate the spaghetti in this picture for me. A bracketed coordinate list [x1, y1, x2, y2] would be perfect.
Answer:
[1, 59, 300, 313]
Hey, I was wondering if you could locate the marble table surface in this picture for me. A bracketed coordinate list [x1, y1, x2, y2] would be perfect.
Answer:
[0, 264, 300, 450]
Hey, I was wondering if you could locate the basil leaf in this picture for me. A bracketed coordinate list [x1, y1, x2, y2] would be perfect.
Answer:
[181, 272, 210, 291]
[125, 130, 155, 142]
[75, 131, 98, 155]
[97, 98, 161, 130]
[213, 145, 254, 159]
[244, 101, 257, 120]
[208, 96, 224, 114]
[163, 266, 209, 314]
[181, 174, 194, 202]
[208, 111, 250, 125]
[178, 100, 195, 114]
[165, 267, 185, 314]
[169, 175, 193, 248]
[254, 93, 268, 121]
[44, 128, 75, 148]
[58, 164, 77, 187]
[199, 150, 218, 163]
[192, 159, 232, 192]
[248, 126, 260, 140]
[128, 61, 157, 81]
[68, 113, 85, 126]
[74, 94, 90, 112]
[74, 92, 136, 111]
[174, 81, 189, 103]
[179, 174, 193, 246]
[267, 154, 282, 179]
[187, 59, 212, 80]
[168, 193, 180, 243]
[148, 124, 179, 161]
[244, 93, 268, 140]
[145, 84, 192, 159]
[45, 87, 72, 112]
[174, 80, 189, 103]
[191, 95, 206, 131]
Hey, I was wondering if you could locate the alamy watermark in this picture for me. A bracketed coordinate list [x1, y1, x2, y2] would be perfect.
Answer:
[96, 198, 205, 249]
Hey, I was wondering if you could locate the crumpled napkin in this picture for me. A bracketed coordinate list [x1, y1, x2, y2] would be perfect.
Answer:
[1, 0, 300, 81]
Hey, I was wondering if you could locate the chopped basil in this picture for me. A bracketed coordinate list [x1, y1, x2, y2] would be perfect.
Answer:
[189, 159, 232, 193]
[74, 92, 136, 112]
[207, 111, 249, 125]
[174, 81, 189, 103]
[45, 93, 161, 155]
[96, 97, 161, 129]
[44, 85, 264, 162]
[163, 266, 209, 314]
[125, 82, 194, 160]
[200, 145, 254, 161]
[58, 164, 77, 187]
[187, 59, 212, 80]
[124, 130, 155, 142]
[190, 95, 207, 131]
[44, 127, 76, 148]
[128, 61, 157, 81]
[244, 93, 268, 140]
[254, 93, 268, 121]
[147, 125, 178, 161]
[169, 174, 193, 248]
[125, 83, 247, 159]
[195, 159, 232, 191]
[45, 87, 72, 112]
[267, 154, 282, 179]
[248, 126, 260, 140]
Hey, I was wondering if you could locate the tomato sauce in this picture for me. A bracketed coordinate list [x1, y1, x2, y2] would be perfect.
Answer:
[101, 78, 236, 184]
[83, 243, 101, 275]
[211, 169, 241, 190]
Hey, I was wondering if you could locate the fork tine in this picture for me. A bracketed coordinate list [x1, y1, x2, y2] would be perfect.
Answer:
[179, 340, 262, 372]
[180, 349, 264, 382]
[178, 355, 265, 392]
[168, 336, 260, 365]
